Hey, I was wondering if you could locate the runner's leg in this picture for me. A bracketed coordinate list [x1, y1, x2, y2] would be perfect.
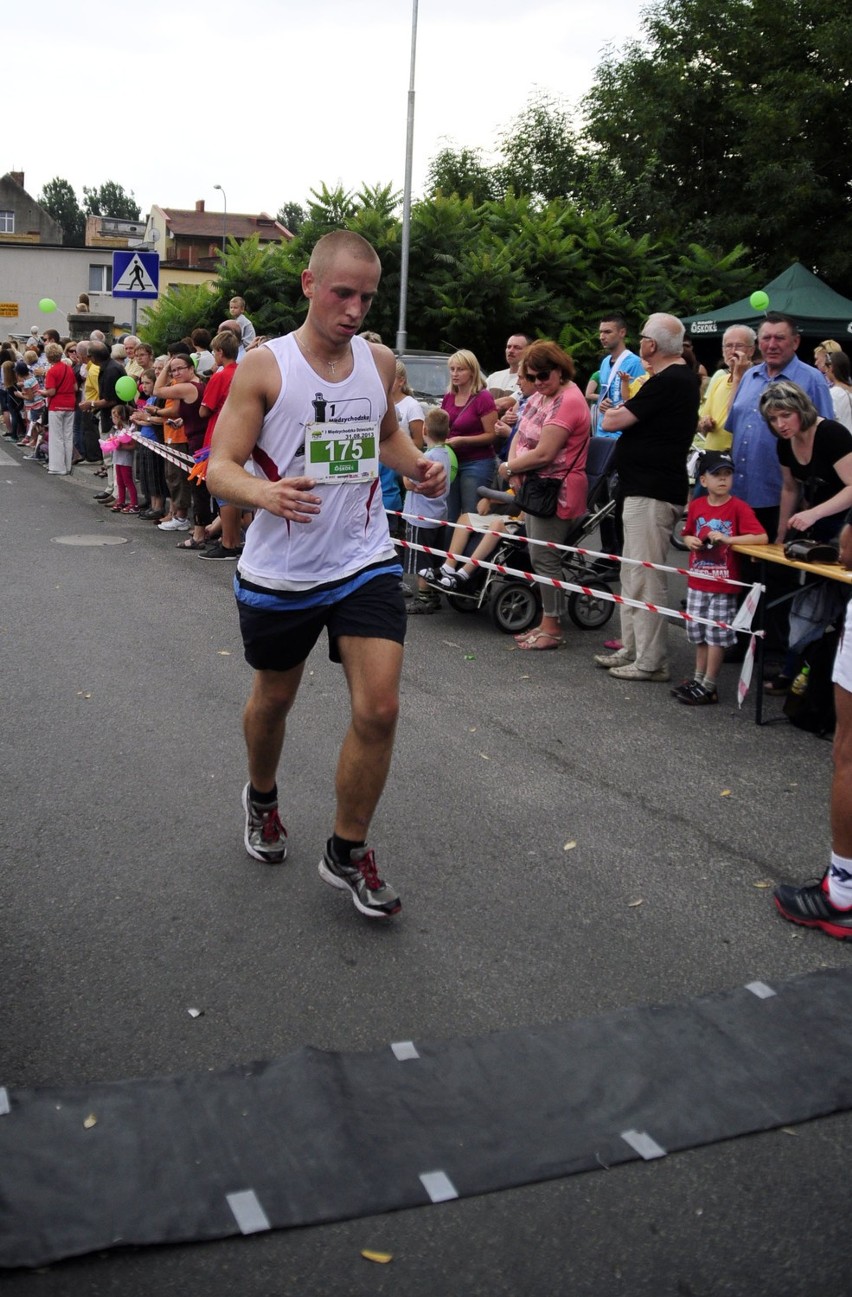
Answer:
[242, 665, 305, 794]
[334, 636, 403, 840]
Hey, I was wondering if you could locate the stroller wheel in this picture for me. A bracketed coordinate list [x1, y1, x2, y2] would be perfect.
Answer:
[671, 510, 689, 551]
[489, 580, 539, 635]
[567, 583, 615, 630]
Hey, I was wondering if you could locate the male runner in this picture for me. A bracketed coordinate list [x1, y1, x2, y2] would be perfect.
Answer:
[207, 231, 446, 919]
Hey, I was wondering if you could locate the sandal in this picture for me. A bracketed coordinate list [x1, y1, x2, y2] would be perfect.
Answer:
[517, 631, 564, 651]
[176, 537, 206, 550]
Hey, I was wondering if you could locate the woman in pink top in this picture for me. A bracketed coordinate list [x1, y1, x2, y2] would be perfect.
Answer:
[498, 340, 590, 650]
[441, 349, 498, 521]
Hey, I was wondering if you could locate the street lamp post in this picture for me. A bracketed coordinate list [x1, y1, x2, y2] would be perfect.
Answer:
[395, 0, 418, 353]
[213, 184, 227, 256]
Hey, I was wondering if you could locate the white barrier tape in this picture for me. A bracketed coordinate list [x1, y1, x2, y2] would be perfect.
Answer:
[226, 1189, 271, 1234]
[745, 981, 776, 999]
[736, 635, 758, 709]
[419, 1170, 458, 1203]
[621, 1129, 667, 1160]
[391, 1041, 420, 1061]
[392, 508, 756, 592]
[398, 537, 764, 640]
[127, 430, 196, 471]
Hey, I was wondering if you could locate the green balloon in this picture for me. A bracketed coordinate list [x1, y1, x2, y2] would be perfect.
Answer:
[115, 375, 138, 402]
[749, 290, 769, 311]
[38, 298, 57, 313]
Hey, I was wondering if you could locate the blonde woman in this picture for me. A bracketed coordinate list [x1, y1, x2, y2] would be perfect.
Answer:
[827, 351, 852, 432]
[441, 349, 498, 519]
[393, 361, 425, 449]
[814, 339, 842, 375]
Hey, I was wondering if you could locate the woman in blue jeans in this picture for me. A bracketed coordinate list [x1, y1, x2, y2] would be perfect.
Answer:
[442, 350, 498, 521]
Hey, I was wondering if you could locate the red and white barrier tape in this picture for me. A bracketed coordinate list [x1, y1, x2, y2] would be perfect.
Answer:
[127, 430, 195, 471]
[393, 508, 755, 591]
[396, 535, 764, 640]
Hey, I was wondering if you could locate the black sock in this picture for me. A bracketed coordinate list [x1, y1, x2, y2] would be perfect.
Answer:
[331, 833, 365, 862]
[249, 783, 277, 806]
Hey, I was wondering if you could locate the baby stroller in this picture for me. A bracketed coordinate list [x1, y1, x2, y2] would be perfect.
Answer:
[437, 437, 620, 635]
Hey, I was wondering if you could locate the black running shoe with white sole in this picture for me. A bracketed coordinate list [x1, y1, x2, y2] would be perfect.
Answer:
[319, 841, 401, 918]
[774, 875, 852, 941]
[242, 783, 288, 863]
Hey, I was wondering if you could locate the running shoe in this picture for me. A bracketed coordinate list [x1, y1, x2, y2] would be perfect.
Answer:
[158, 517, 190, 532]
[241, 783, 288, 864]
[319, 841, 401, 918]
[774, 875, 852, 941]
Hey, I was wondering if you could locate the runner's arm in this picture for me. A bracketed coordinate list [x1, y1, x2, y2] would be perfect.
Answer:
[206, 348, 322, 523]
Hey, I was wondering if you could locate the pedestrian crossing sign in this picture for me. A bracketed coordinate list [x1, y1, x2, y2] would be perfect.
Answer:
[112, 251, 159, 299]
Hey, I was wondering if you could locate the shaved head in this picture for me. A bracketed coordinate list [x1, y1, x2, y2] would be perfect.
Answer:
[308, 230, 380, 283]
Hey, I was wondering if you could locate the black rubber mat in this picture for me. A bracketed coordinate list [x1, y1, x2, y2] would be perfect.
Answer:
[3, 968, 852, 1269]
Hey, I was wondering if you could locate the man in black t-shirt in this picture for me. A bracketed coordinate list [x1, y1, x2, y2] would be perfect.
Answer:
[594, 313, 700, 681]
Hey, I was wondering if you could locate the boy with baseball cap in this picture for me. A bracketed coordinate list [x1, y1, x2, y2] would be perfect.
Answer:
[674, 450, 767, 705]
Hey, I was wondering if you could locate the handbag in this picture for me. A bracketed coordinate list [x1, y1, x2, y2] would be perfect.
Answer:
[783, 536, 839, 564]
[514, 434, 587, 518]
[515, 472, 561, 517]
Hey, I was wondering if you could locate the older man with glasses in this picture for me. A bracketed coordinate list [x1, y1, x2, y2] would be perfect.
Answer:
[594, 313, 701, 683]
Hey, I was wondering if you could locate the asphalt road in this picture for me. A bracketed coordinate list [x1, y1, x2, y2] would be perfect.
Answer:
[2, 445, 850, 1296]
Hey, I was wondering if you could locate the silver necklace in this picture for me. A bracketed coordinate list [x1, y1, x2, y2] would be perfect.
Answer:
[295, 329, 347, 377]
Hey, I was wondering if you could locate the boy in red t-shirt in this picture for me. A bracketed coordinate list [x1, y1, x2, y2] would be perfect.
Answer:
[674, 451, 767, 706]
[197, 330, 242, 560]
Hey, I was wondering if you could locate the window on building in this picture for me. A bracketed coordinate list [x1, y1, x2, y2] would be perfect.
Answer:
[0, 211, 14, 234]
[88, 264, 113, 293]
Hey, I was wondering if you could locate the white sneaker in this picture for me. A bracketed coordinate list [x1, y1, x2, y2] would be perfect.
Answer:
[158, 517, 190, 531]
[593, 650, 632, 669]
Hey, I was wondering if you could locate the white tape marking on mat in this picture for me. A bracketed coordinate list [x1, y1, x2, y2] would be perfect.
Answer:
[621, 1129, 667, 1160]
[0, 1087, 9, 1115]
[391, 1041, 420, 1061]
[745, 981, 776, 999]
[419, 1170, 459, 1203]
[226, 1189, 271, 1234]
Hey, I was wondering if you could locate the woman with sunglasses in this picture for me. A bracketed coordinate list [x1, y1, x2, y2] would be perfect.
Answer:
[498, 340, 590, 650]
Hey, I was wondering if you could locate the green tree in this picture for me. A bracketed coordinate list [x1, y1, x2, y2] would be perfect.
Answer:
[38, 177, 84, 246]
[139, 283, 221, 356]
[496, 91, 583, 203]
[581, 0, 852, 291]
[425, 145, 499, 205]
[276, 201, 306, 236]
[82, 181, 141, 221]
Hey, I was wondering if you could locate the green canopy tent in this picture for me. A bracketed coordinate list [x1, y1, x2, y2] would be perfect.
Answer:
[683, 263, 852, 344]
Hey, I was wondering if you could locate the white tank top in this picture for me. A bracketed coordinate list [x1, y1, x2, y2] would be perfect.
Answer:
[238, 333, 395, 590]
